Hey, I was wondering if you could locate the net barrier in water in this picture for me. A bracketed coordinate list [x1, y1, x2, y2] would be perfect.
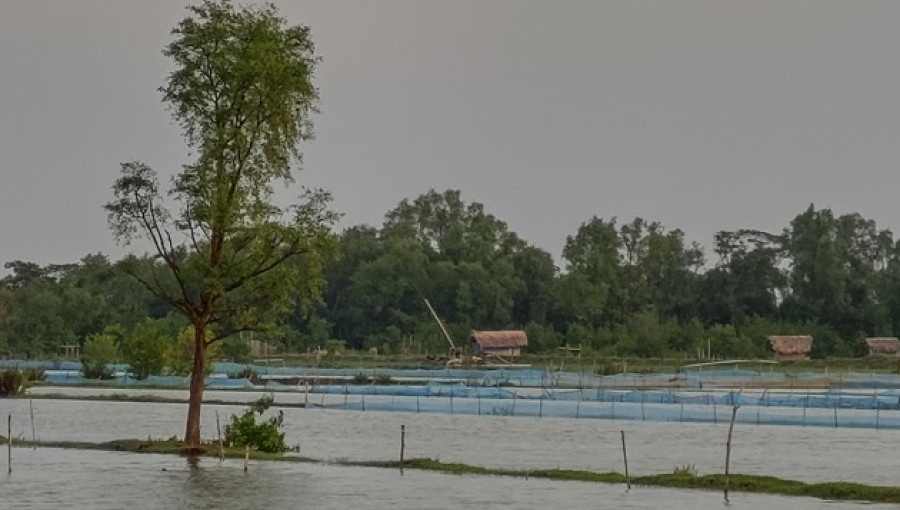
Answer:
[312, 393, 900, 430]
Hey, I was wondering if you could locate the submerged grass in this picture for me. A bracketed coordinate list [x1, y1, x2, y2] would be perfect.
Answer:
[2, 437, 899, 504]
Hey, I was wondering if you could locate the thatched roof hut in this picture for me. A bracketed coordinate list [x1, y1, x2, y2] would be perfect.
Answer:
[470, 330, 528, 358]
[767, 335, 813, 361]
[866, 337, 900, 356]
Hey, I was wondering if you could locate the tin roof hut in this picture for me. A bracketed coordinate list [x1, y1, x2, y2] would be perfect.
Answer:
[767, 335, 813, 361]
[865, 337, 900, 356]
[470, 330, 528, 360]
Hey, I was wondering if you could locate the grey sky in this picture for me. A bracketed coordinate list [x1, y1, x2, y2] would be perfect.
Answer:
[2, 1, 900, 270]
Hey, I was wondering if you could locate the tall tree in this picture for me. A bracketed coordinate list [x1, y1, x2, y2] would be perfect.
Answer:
[105, 0, 335, 448]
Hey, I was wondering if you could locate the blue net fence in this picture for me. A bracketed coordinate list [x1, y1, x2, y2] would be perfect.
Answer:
[307, 388, 900, 430]
[7, 358, 900, 428]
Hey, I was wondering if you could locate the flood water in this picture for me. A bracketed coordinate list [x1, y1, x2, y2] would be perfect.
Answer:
[2, 448, 895, 510]
[3, 389, 900, 508]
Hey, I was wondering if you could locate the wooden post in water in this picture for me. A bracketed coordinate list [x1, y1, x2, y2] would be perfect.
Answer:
[29, 399, 36, 450]
[400, 424, 405, 465]
[620, 430, 631, 491]
[7, 414, 11, 474]
[244, 445, 249, 472]
[724, 405, 740, 503]
[215, 410, 225, 462]
[833, 405, 838, 428]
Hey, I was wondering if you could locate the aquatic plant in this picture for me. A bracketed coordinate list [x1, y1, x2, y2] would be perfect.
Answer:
[224, 395, 291, 453]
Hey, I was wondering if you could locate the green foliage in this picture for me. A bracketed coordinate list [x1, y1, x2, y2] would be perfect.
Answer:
[229, 367, 258, 379]
[102, 0, 337, 447]
[672, 464, 698, 477]
[0, 369, 27, 397]
[219, 336, 252, 363]
[81, 333, 118, 379]
[121, 320, 171, 379]
[323, 339, 345, 356]
[166, 326, 217, 376]
[224, 395, 290, 453]
[373, 373, 393, 385]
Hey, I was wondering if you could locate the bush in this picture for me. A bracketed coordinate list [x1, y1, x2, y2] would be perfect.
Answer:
[228, 367, 258, 379]
[81, 333, 119, 379]
[22, 368, 45, 382]
[219, 336, 252, 363]
[0, 369, 26, 397]
[224, 395, 291, 453]
[122, 320, 170, 380]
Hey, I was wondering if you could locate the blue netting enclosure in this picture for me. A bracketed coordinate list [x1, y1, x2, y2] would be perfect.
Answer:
[7, 358, 900, 428]
[306, 387, 900, 430]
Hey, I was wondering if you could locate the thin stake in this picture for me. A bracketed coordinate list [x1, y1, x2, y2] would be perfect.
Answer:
[724, 405, 740, 503]
[833, 405, 838, 428]
[215, 410, 224, 462]
[620, 430, 630, 491]
[29, 399, 36, 450]
[400, 424, 406, 465]
[244, 445, 249, 472]
[7, 413, 11, 474]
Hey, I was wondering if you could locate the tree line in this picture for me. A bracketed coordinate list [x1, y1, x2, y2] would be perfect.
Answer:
[2, 189, 899, 361]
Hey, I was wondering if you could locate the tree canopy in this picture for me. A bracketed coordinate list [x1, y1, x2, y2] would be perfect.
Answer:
[104, 0, 335, 448]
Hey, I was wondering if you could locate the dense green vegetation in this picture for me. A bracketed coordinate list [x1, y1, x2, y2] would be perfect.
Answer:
[2, 193, 900, 361]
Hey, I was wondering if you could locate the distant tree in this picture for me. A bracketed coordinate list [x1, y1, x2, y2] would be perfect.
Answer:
[105, 0, 336, 448]
[122, 320, 171, 379]
[81, 332, 118, 379]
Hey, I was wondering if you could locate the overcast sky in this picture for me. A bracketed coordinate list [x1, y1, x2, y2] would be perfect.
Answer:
[2, 1, 900, 271]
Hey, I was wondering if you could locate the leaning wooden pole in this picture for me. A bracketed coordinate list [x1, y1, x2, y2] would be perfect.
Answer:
[29, 399, 36, 450]
[400, 424, 406, 465]
[7, 413, 11, 474]
[724, 405, 740, 502]
[620, 430, 630, 490]
[215, 410, 225, 462]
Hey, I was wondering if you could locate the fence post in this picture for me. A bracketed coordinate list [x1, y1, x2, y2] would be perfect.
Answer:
[400, 424, 405, 465]
[724, 406, 740, 503]
[29, 399, 36, 450]
[7, 413, 11, 474]
[620, 430, 631, 490]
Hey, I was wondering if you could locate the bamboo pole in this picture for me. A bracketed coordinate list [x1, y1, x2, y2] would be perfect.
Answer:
[29, 399, 36, 450]
[7, 414, 11, 474]
[400, 424, 406, 465]
[724, 405, 740, 503]
[620, 430, 630, 491]
[215, 410, 224, 462]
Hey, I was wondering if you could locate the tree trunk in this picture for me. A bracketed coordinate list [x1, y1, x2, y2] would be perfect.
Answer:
[185, 323, 207, 448]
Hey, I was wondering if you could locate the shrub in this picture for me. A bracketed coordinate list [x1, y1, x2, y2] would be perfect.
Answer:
[352, 372, 371, 385]
[81, 333, 119, 379]
[224, 395, 291, 453]
[22, 368, 45, 382]
[219, 336, 252, 363]
[373, 373, 393, 385]
[228, 367, 258, 379]
[122, 320, 170, 380]
[0, 369, 26, 397]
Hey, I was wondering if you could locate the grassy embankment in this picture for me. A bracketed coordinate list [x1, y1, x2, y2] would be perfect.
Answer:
[1, 436, 899, 504]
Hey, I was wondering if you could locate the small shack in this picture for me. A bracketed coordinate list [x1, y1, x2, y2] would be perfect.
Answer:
[768, 335, 813, 361]
[865, 337, 900, 356]
[470, 330, 528, 359]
